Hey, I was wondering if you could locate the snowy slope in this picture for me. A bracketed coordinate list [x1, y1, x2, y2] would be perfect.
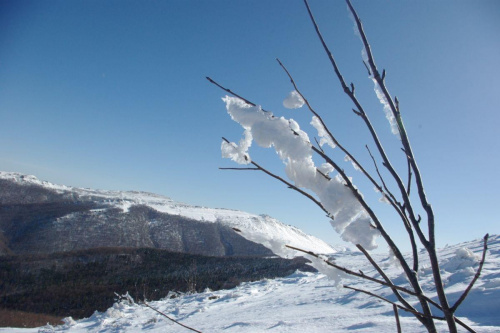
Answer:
[0, 171, 334, 255]
[4, 235, 499, 332]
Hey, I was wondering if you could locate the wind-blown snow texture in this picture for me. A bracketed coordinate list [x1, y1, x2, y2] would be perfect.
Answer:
[0, 171, 333, 256]
[5, 235, 499, 332]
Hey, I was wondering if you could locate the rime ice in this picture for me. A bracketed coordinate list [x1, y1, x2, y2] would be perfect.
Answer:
[283, 90, 305, 109]
[222, 96, 380, 252]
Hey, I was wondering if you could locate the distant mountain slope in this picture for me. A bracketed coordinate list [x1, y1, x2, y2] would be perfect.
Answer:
[0, 172, 334, 256]
[0, 247, 315, 320]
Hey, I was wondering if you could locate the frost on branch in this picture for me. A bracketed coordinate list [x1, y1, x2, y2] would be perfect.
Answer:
[221, 130, 252, 165]
[311, 116, 336, 149]
[373, 80, 399, 136]
[283, 90, 305, 109]
[351, 13, 399, 137]
[344, 155, 360, 171]
[222, 96, 380, 250]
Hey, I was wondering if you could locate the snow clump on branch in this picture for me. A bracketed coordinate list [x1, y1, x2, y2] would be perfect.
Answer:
[311, 116, 336, 149]
[221, 130, 252, 164]
[222, 96, 380, 250]
[283, 90, 305, 109]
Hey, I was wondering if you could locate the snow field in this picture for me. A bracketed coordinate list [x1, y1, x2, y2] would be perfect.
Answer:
[4, 235, 499, 332]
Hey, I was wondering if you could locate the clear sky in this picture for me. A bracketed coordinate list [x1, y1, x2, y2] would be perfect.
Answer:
[1, 0, 499, 252]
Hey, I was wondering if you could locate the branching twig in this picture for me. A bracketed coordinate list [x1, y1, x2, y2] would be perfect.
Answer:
[285, 244, 477, 333]
[344, 0, 453, 329]
[276, 58, 383, 196]
[206, 77, 271, 114]
[366, 145, 419, 272]
[304, 0, 429, 256]
[365, 145, 399, 207]
[285, 245, 419, 297]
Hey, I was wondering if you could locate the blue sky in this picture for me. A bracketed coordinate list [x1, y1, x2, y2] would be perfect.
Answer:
[1, 0, 499, 251]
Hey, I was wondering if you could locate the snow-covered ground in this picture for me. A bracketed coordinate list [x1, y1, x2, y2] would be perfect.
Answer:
[4, 235, 499, 333]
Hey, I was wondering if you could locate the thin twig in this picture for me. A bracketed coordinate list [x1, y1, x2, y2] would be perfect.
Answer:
[142, 301, 202, 333]
[285, 245, 420, 297]
[343, 285, 444, 321]
[304, 0, 429, 261]
[221, 138, 331, 218]
[284, 243, 483, 333]
[219, 167, 260, 171]
[365, 145, 399, 207]
[450, 234, 489, 312]
[314, 137, 325, 154]
[393, 304, 402, 333]
[206, 77, 271, 114]
[366, 145, 419, 272]
[345, 1, 453, 329]
[356, 244, 417, 313]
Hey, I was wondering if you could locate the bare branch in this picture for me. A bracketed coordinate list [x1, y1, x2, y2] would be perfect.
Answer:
[356, 244, 417, 312]
[142, 301, 202, 333]
[206, 77, 271, 114]
[346, 0, 453, 328]
[450, 234, 489, 313]
[219, 167, 260, 171]
[365, 145, 400, 207]
[345, 286, 478, 333]
[393, 304, 402, 333]
[366, 145, 419, 272]
[362, 60, 371, 76]
[310, 144, 422, 286]
[314, 137, 325, 154]
[316, 168, 331, 181]
[304, 1, 429, 257]
[285, 245, 422, 298]
[284, 244, 482, 332]
[343, 285, 444, 321]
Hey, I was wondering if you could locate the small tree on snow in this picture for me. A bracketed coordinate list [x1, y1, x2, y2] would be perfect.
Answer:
[208, 1, 488, 332]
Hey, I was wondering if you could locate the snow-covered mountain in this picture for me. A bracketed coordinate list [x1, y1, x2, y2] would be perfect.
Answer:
[0, 171, 334, 256]
[4, 235, 498, 332]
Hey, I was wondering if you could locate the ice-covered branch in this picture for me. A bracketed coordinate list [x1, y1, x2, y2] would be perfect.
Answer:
[277, 58, 388, 196]
[345, 0, 455, 329]
[304, 0, 428, 251]
[211, 79, 381, 249]
[345, 0, 433, 247]
[221, 137, 331, 217]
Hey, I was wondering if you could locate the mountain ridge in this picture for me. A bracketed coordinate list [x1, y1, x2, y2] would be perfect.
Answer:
[0, 171, 334, 256]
